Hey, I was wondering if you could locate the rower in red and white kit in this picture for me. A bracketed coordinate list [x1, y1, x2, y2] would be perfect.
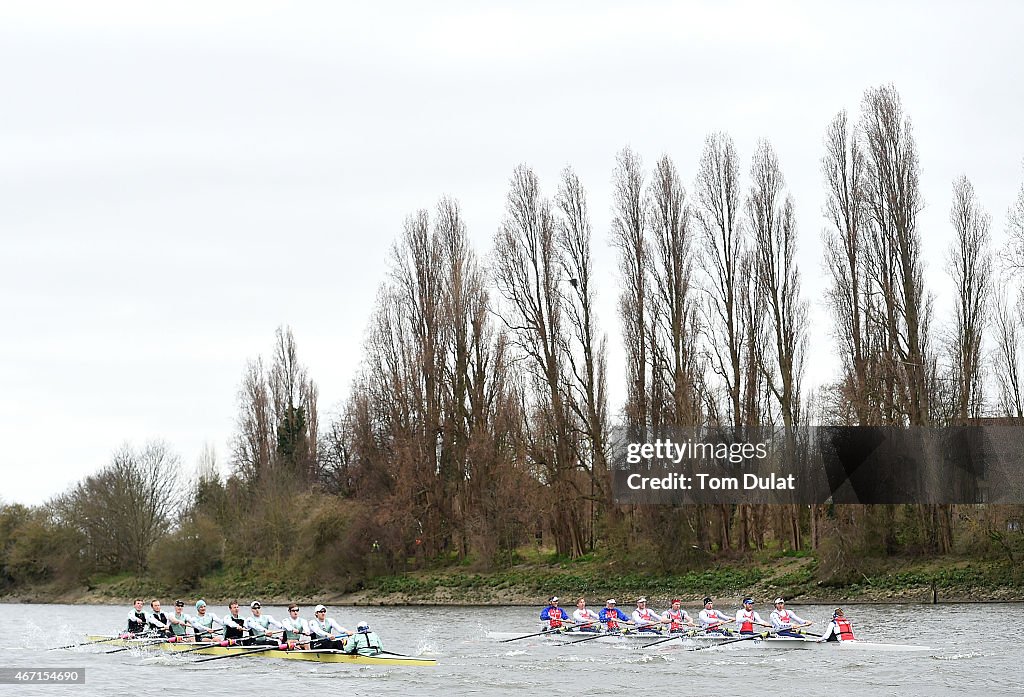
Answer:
[698, 597, 734, 636]
[599, 599, 630, 632]
[572, 597, 601, 632]
[631, 597, 662, 633]
[818, 608, 857, 642]
[540, 597, 571, 630]
[660, 599, 695, 633]
[769, 597, 812, 637]
[735, 597, 769, 635]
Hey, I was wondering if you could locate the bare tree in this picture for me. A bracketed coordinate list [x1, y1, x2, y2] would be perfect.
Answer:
[992, 286, 1024, 418]
[947, 175, 992, 421]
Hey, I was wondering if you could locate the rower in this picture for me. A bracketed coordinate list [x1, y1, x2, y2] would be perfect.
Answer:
[147, 599, 172, 637]
[769, 597, 812, 637]
[698, 597, 733, 636]
[599, 599, 630, 632]
[244, 600, 283, 646]
[126, 598, 148, 635]
[818, 608, 856, 642]
[221, 601, 247, 643]
[345, 621, 383, 656]
[735, 597, 769, 635]
[281, 604, 311, 649]
[540, 596, 570, 631]
[188, 599, 223, 642]
[168, 600, 190, 639]
[309, 604, 350, 650]
[572, 597, 602, 632]
[660, 599, 695, 633]
[631, 597, 662, 633]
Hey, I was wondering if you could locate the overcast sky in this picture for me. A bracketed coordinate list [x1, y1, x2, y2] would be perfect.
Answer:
[2, 1, 1022, 505]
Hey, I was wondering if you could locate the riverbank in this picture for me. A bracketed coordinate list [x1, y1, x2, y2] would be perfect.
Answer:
[3, 552, 1021, 606]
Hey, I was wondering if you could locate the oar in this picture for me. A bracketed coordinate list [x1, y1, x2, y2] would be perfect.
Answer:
[105, 636, 177, 653]
[49, 632, 155, 651]
[693, 629, 773, 651]
[642, 619, 737, 649]
[174, 640, 238, 655]
[194, 643, 286, 663]
[498, 621, 581, 643]
[559, 620, 662, 645]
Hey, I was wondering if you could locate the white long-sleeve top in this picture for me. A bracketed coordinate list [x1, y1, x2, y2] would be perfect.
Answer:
[631, 607, 662, 628]
[572, 608, 601, 626]
[660, 608, 693, 629]
[735, 608, 767, 631]
[308, 616, 349, 639]
[244, 613, 283, 638]
[699, 608, 731, 628]
[770, 608, 808, 631]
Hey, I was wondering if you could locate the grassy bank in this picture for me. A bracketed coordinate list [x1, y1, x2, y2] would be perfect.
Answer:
[3, 550, 1021, 606]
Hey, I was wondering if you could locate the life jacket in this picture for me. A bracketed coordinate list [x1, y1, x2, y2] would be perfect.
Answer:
[666, 610, 685, 632]
[738, 609, 755, 633]
[545, 607, 563, 629]
[835, 618, 855, 641]
[128, 610, 147, 633]
[224, 615, 245, 640]
[604, 610, 620, 630]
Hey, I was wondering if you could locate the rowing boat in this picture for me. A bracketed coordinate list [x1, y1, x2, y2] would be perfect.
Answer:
[487, 630, 816, 649]
[85, 635, 437, 666]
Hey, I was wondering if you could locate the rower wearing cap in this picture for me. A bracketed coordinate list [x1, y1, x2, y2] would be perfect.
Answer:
[221, 601, 247, 642]
[572, 598, 602, 632]
[187, 600, 224, 642]
[769, 598, 812, 637]
[631, 597, 662, 633]
[309, 604, 350, 650]
[735, 597, 769, 635]
[599, 599, 630, 632]
[540, 596, 570, 631]
[818, 608, 856, 642]
[660, 599, 695, 633]
[345, 620, 384, 656]
[168, 600, 190, 639]
[698, 597, 733, 636]
[244, 600, 284, 646]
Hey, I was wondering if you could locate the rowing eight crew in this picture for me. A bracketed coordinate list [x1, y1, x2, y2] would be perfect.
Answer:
[124, 598, 385, 656]
[543, 596, 857, 642]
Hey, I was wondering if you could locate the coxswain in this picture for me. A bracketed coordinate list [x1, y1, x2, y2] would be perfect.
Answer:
[631, 597, 662, 633]
[168, 600, 190, 639]
[147, 599, 172, 637]
[698, 597, 733, 636]
[818, 608, 856, 642]
[126, 598, 148, 635]
[660, 599, 695, 633]
[540, 596, 570, 631]
[281, 604, 311, 649]
[599, 599, 630, 633]
[309, 604, 350, 650]
[572, 597, 601, 632]
[244, 600, 284, 646]
[188, 600, 223, 642]
[221, 601, 247, 643]
[769, 598, 812, 637]
[735, 597, 769, 635]
[345, 620, 384, 656]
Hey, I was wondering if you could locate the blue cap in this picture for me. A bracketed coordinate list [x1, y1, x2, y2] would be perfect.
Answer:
[195, 600, 207, 610]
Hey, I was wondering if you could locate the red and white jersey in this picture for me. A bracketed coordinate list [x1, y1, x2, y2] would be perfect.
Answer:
[631, 608, 661, 628]
[699, 608, 731, 629]
[735, 608, 766, 632]
[770, 608, 808, 630]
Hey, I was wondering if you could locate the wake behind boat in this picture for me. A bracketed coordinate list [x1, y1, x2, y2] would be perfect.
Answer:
[85, 635, 437, 666]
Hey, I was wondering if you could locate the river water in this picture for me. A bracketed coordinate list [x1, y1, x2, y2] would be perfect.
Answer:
[0, 603, 1019, 696]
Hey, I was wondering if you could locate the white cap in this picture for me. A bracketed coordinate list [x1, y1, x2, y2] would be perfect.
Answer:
[548, 596, 559, 603]
[250, 601, 261, 609]
[606, 598, 617, 604]
[357, 621, 369, 632]
[314, 604, 327, 613]
[774, 598, 785, 604]
[636, 597, 647, 603]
